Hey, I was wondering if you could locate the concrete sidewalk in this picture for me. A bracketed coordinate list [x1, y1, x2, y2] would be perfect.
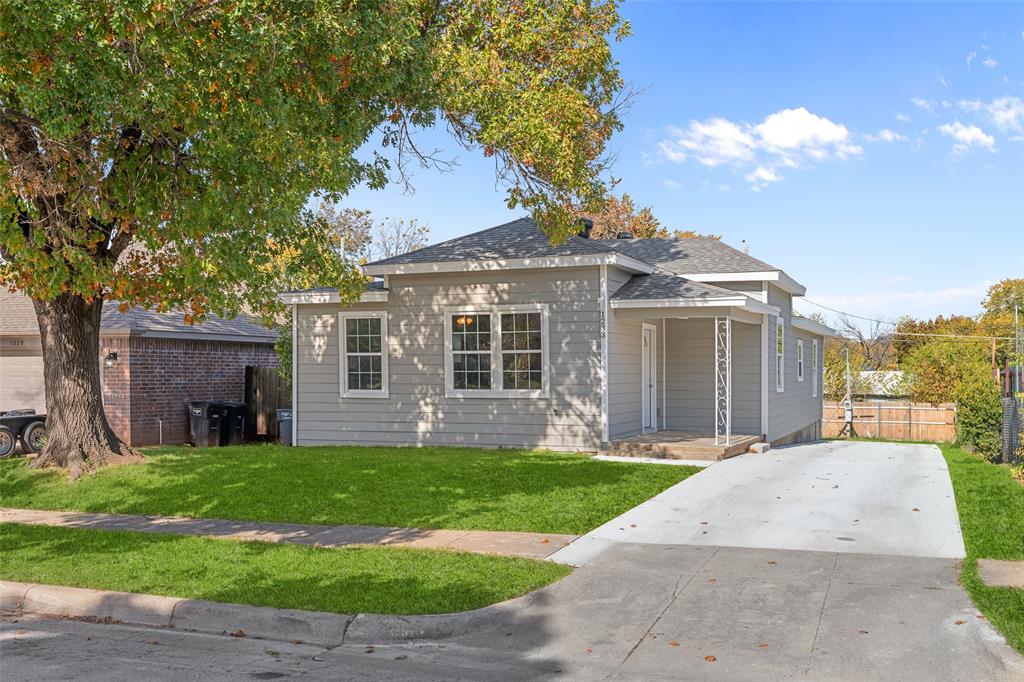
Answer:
[0, 508, 574, 560]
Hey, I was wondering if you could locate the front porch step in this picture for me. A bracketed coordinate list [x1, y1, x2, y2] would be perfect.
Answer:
[598, 433, 762, 462]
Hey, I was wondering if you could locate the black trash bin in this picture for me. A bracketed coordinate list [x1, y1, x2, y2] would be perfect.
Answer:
[188, 401, 226, 448]
[219, 401, 246, 446]
[277, 409, 293, 446]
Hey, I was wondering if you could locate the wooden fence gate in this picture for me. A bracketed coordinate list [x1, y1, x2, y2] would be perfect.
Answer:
[244, 366, 289, 442]
[823, 400, 956, 442]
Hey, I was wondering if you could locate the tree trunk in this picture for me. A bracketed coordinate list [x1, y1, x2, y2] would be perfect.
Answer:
[30, 294, 142, 480]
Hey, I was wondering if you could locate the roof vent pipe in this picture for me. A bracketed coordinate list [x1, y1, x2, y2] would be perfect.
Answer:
[617, 231, 634, 239]
[576, 218, 593, 240]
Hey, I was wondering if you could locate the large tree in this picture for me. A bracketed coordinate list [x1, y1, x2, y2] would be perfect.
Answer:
[0, 0, 628, 478]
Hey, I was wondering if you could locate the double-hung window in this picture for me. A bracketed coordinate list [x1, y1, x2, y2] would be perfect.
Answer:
[340, 312, 388, 397]
[451, 312, 492, 390]
[445, 305, 548, 397]
[812, 339, 819, 398]
[775, 318, 785, 392]
[796, 339, 805, 382]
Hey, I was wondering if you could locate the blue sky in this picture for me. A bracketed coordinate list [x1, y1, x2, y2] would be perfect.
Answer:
[340, 1, 1024, 326]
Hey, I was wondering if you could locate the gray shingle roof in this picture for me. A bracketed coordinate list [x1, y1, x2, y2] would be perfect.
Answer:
[365, 217, 614, 267]
[0, 289, 275, 341]
[600, 237, 777, 275]
[610, 274, 741, 301]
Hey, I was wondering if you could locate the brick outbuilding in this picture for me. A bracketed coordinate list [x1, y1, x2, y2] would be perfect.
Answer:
[0, 290, 277, 446]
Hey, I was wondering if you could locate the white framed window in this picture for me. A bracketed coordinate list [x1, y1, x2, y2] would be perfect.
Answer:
[444, 304, 549, 398]
[339, 312, 389, 398]
[796, 339, 805, 382]
[775, 317, 784, 392]
[812, 338, 819, 398]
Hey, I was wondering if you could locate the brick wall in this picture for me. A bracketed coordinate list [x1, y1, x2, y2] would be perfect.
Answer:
[100, 336, 133, 444]
[114, 337, 277, 446]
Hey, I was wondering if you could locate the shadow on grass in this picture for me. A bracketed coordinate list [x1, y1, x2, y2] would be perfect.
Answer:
[0, 446, 697, 534]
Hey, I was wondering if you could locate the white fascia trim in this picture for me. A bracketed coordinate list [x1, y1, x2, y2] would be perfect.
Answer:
[610, 296, 780, 316]
[278, 290, 388, 305]
[792, 316, 836, 337]
[361, 253, 656, 277]
[682, 270, 807, 296]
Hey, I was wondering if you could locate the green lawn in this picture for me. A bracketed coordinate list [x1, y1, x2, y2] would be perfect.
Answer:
[0, 523, 570, 615]
[0, 445, 697, 535]
[940, 443, 1024, 653]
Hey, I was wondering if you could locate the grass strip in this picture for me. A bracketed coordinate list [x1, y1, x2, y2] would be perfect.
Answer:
[0, 522, 571, 615]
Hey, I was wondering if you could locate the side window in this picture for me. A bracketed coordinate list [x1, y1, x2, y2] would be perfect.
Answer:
[341, 314, 388, 396]
[796, 339, 805, 382]
[451, 312, 492, 390]
[812, 339, 819, 397]
[500, 312, 543, 390]
[775, 318, 784, 392]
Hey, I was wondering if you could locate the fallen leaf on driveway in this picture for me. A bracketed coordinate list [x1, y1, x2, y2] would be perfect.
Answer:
[912, 508, 919, 512]
[758, 643, 769, 649]
[707, 578, 717, 583]
[955, 620, 966, 625]
[700, 521, 708, 525]
[394, 655, 408, 661]
[976, 615, 987, 620]
[858, 630, 868, 635]
[630, 524, 637, 528]
[669, 641, 680, 647]
[704, 655, 717, 662]
[230, 629, 246, 638]
[540, 538, 550, 544]
[586, 648, 593, 654]
[767, 560, 777, 565]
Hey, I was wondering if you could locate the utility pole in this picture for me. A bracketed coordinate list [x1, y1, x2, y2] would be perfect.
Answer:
[838, 345, 856, 438]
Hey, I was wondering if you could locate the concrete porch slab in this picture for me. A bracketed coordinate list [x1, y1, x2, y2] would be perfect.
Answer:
[599, 430, 762, 461]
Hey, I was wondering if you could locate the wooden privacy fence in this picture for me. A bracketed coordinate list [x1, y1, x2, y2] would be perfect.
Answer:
[244, 366, 290, 442]
[823, 400, 956, 442]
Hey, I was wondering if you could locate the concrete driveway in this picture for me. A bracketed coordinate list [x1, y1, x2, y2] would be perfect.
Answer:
[552, 440, 966, 566]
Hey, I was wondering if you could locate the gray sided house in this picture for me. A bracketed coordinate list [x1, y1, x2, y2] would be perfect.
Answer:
[281, 218, 834, 453]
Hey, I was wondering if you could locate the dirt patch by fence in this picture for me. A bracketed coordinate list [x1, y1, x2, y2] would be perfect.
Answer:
[823, 400, 956, 442]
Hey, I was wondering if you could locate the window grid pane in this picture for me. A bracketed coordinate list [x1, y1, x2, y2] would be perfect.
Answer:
[345, 316, 384, 392]
[500, 312, 543, 391]
[452, 313, 493, 391]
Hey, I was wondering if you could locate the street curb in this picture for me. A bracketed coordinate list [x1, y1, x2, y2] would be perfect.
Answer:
[0, 580, 534, 647]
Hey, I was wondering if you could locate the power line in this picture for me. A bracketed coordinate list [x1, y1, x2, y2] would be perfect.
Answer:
[798, 299, 898, 326]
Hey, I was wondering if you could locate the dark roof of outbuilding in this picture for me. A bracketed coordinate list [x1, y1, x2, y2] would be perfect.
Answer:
[364, 217, 615, 267]
[0, 289, 275, 341]
[610, 274, 741, 301]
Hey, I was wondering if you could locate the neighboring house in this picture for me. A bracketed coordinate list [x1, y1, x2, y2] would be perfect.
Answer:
[0, 290, 277, 446]
[857, 370, 909, 400]
[280, 217, 834, 452]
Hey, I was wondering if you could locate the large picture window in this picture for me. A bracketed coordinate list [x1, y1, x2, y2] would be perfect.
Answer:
[451, 312, 492, 390]
[340, 313, 388, 397]
[445, 305, 548, 397]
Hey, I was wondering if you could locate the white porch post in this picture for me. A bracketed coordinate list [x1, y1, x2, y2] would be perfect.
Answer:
[714, 316, 732, 446]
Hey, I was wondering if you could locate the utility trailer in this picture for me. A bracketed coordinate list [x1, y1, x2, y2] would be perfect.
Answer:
[0, 409, 47, 458]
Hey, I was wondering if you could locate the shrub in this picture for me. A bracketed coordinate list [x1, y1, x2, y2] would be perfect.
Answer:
[954, 372, 1002, 462]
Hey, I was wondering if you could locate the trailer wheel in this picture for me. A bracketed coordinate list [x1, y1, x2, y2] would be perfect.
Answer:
[21, 421, 47, 454]
[0, 427, 15, 459]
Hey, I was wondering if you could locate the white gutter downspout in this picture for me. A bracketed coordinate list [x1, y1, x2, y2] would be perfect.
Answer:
[760, 281, 770, 441]
[291, 303, 298, 447]
[600, 265, 609, 445]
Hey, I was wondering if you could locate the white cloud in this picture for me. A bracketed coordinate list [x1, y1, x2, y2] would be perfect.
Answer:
[745, 166, 781, 191]
[659, 118, 756, 167]
[662, 179, 683, 190]
[659, 107, 860, 190]
[895, 113, 910, 122]
[983, 56, 998, 69]
[863, 129, 907, 143]
[937, 121, 996, 154]
[911, 97, 935, 114]
[958, 96, 1024, 132]
[966, 50, 977, 70]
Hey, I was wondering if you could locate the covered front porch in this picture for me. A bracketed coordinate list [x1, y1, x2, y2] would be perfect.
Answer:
[604, 274, 779, 460]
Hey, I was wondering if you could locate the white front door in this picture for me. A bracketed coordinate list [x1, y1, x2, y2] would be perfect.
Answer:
[641, 324, 657, 432]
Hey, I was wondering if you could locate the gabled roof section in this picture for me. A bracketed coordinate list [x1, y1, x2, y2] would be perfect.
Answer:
[601, 237, 777, 275]
[364, 217, 611, 267]
[610, 274, 739, 301]
[0, 289, 275, 342]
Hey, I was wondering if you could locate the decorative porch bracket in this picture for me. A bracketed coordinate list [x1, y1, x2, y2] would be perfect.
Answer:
[714, 316, 732, 446]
